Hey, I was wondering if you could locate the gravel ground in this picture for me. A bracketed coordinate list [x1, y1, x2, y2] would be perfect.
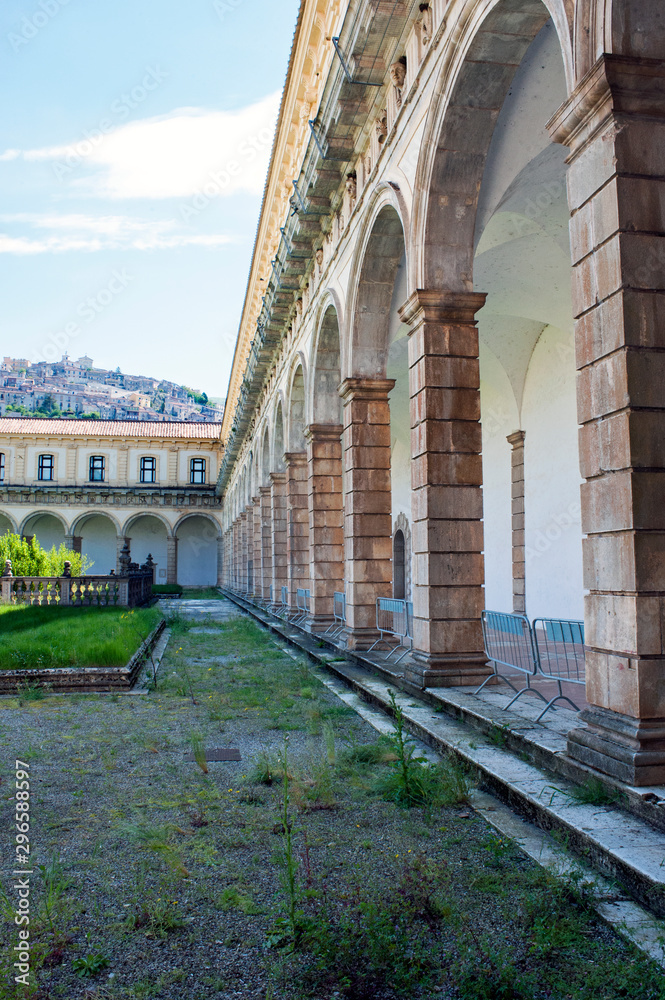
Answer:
[0, 598, 663, 1000]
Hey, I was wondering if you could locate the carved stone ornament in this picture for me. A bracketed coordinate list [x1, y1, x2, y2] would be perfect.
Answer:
[2, 559, 12, 577]
[345, 173, 357, 201]
[420, 3, 432, 46]
[375, 113, 388, 144]
[390, 59, 407, 108]
[315, 247, 324, 267]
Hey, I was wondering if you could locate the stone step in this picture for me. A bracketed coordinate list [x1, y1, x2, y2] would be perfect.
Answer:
[221, 589, 665, 919]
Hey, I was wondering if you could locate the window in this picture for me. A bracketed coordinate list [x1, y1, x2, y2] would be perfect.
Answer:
[190, 457, 206, 484]
[0, 453, 4, 482]
[140, 456, 157, 483]
[38, 454, 54, 481]
[89, 455, 105, 482]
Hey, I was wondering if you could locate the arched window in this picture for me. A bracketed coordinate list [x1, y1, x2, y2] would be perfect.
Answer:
[393, 529, 405, 600]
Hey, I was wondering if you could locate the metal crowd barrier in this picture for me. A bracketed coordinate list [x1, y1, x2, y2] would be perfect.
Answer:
[532, 618, 585, 720]
[275, 585, 289, 619]
[322, 591, 346, 640]
[477, 610, 584, 720]
[292, 588, 311, 625]
[368, 597, 413, 663]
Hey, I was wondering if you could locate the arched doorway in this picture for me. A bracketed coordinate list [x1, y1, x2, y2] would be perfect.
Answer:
[175, 515, 218, 587]
[124, 514, 169, 583]
[21, 512, 66, 551]
[72, 514, 118, 576]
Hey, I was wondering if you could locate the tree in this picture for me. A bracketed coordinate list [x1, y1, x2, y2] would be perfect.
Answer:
[0, 532, 92, 576]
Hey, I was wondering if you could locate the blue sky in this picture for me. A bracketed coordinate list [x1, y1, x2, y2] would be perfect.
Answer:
[0, 0, 300, 397]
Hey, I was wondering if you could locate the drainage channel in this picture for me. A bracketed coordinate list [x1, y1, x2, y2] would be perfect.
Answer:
[224, 591, 665, 968]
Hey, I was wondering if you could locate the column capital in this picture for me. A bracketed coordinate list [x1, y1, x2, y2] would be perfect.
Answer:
[259, 485, 272, 497]
[284, 450, 307, 468]
[339, 377, 395, 403]
[305, 423, 343, 443]
[398, 290, 487, 327]
[548, 54, 665, 153]
[507, 430, 526, 448]
[252, 495, 261, 506]
[270, 471, 287, 486]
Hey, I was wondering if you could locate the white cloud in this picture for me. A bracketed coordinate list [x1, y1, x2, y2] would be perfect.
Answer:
[1, 94, 279, 199]
[0, 213, 232, 253]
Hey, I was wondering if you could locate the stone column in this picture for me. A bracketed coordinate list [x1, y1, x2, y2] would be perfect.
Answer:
[285, 452, 310, 614]
[340, 378, 394, 649]
[259, 486, 273, 602]
[166, 536, 177, 585]
[306, 423, 344, 629]
[241, 508, 248, 592]
[270, 472, 288, 602]
[216, 535, 224, 587]
[64, 534, 82, 555]
[252, 496, 262, 599]
[507, 430, 526, 614]
[549, 56, 665, 785]
[399, 291, 489, 688]
[243, 507, 253, 593]
[116, 536, 130, 576]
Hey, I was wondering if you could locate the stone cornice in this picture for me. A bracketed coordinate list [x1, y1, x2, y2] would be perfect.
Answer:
[398, 290, 488, 327]
[221, 0, 342, 443]
[305, 422, 343, 441]
[548, 54, 665, 153]
[0, 485, 220, 508]
[339, 377, 396, 402]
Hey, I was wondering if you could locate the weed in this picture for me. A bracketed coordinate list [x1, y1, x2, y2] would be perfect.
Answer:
[488, 722, 511, 748]
[215, 886, 263, 915]
[72, 952, 110, 978]
[566, 777, 626, 807]
[190, 733, 209, 774]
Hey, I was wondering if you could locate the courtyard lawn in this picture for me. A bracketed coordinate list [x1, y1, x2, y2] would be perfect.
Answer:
[0, 604, 162, 669]
[0, 602, 662, 999]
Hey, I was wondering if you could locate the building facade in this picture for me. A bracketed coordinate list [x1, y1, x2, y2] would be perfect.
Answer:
[218, 0, 665, 786]
[0, 419, 224, 586]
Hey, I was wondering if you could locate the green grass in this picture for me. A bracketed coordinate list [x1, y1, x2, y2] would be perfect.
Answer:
[0, 604, 161, 669]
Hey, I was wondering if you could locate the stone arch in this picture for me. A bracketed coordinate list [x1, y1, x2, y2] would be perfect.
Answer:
[393, 512, 412, 602]
[310, 302, 343, 425]
[347, 193, 408, 379]
[69, 512, 120, 576]
[71, 510, 122, 538]
[247, 450, 254, 502]
[174, 512, 221, 587]
[0, 510, 18, 535]
[20, 510, 68, 539]
[287, 360, 307, 452]
[122, 513, 170, 582]
[412, 0, 573, 293]
[273, 398, 286, 472]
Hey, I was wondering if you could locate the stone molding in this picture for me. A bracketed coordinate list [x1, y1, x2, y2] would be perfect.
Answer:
[0, 486, 218, 509]
[548, 54, 665, 153]
[339, 377, 396, 403]
[305, 423, 344, 442]
[398, 289, 488, 327]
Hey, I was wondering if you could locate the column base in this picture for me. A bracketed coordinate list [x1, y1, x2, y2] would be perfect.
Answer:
[343, 628, 383, 651]
[567, 707, 665, 787]
[405, 651, 491, 689]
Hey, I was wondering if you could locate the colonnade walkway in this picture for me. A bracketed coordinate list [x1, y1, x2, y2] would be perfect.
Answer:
[218, 587, 665, 962]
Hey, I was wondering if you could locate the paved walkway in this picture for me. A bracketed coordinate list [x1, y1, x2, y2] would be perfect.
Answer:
[158, 597, 241, 624]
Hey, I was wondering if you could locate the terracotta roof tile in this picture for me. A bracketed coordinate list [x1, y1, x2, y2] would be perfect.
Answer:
[0, 418, 223, 440]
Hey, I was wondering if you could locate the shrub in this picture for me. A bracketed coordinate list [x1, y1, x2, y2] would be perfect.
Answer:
[0, 531, 92, 577]
[152, 584, 183, 595]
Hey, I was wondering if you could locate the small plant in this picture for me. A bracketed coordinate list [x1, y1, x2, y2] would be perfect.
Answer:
[566, 776, 625, 807]
[18, 681, 46, 703]
[190, 733, 209, 774]
[72, 952, 110, 978]
[488, 722, 511, 749]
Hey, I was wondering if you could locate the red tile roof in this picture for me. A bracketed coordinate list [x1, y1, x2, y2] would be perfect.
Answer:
[0, 418, 223, 440]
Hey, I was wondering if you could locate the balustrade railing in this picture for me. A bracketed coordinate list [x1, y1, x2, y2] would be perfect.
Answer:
[1, 571, 152, 608]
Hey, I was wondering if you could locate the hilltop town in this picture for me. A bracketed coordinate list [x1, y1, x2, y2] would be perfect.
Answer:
[0, 354, 224, 423]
